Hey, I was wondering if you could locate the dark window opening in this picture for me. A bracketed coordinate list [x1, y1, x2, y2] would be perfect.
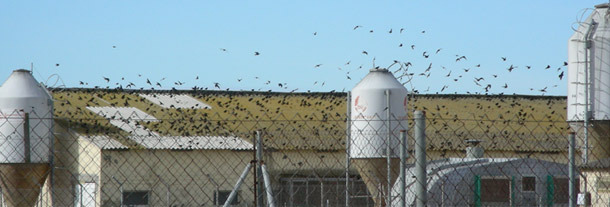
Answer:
[481, 178, 510, 203]
[522, 176, 536, 192]
[122, 191, 149, 206]
[214, 190, 239, 205]
[553, 178, 580, 204]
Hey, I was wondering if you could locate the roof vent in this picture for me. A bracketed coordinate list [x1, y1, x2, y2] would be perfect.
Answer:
[465, 139, 483, 158]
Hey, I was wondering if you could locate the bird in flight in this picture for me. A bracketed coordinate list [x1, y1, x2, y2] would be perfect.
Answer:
[559, 71, 564, 80]
[313, 32, 317, 36]
[362, 51, 368, 55]
[103, 77, 110, 82]
[353, 25, 362, 30]
[436, 48, 442, 54]
[56, 63, 60, 67]
[400, 28, 405, 33]
[254, 52, 260, 56]
[314, 64, 322, 68]
[219, 48, 227, 52]
[388, 29, 393, 33]
[501, 57, 507, 61]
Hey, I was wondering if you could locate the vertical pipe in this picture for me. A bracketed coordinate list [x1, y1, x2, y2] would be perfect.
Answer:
[261, 164, 275, 207]
[256, 131, 264, 207]
[583, 20, 596, 165]
[345, 92, 351, 207]
[385, 89, 391, 206]
[224, 163, 253, 207]
[23, 112, 30, 163]
[582, 20, 596, 207]
[111, 177, 123, 206]
[414, 111, 427, 207]
[569, 132, 576, 207]
[399, 130, 407, 207]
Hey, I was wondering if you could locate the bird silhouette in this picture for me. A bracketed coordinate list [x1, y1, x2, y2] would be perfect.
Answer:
[558, 71, 564, 80]
[353, 25, 362, 30]
[254, 52, 260, 56]
[501, 57, 507, 61]
[362, 51, 368, 55]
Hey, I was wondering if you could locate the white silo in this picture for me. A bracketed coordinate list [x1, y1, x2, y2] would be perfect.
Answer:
[568, 3, 610, 164]
[350, 68, 408, 207]
[0, 69, 53, 207]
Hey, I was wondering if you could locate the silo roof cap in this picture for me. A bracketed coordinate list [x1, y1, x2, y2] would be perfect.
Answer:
[595, 3, 609, 8]
[369, 68, 389, 72]
[13, 69, 30, 73]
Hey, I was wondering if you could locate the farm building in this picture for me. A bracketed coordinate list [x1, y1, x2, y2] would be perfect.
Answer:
[0, 70, 572, 206]
[579, 158, 610, 206]
[45, 88, 569, 206]
[390, 157, 575, 207]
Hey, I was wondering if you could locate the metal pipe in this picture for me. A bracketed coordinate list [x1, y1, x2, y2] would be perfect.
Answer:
[224, 163, 253, 207]
[261, 164, 275, 207]
[399, 130, 407, 207]
[24, 112, 30, 163]
[583, 20, 596, 165]
[345, 92, 351, 207]
[414, 110, 427, 207]
[206, 174, 220, 206]
[256, 131, 264, 207]
[569, 132, 576, 207]
[582, 20, 596, 207]
[111, 176, 123, 206]
[385, 89, 392, 206]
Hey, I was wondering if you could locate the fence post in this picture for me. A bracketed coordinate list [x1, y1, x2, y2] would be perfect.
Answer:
[414, 110, 426, 207]
[256, 131, 264, 207]
[400, 130, 407, 207]
[385, 89, 392, 207]
[345, 92, 351, 207]
[569, 132, 576, 207]
[24, 112, 30, 163]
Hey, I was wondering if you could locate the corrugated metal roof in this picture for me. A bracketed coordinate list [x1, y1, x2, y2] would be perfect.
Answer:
[129, 135, 253, 150]
[580, 158, 610, 170]
[139, 93, 211, 109]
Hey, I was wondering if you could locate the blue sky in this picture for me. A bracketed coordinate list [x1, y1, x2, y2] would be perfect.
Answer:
[0, 1, 600, 95]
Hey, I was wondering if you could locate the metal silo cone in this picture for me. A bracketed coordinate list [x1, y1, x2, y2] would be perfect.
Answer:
[352, 158, 400, 207]
[0, 164, 50, 207]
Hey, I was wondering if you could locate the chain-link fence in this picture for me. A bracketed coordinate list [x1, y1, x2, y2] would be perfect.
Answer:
[0, 90, 603, 207]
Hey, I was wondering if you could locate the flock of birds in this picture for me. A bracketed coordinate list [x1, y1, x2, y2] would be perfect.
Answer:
[46, 24, 572, 153]
[50, 24, 568, 97]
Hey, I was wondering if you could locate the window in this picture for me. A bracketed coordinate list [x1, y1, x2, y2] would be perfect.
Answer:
[122, 191, 149, 206]
[278, 176, 373, 207]
[522, 177, 536, 192]
[75, 182, 97, 207]
[214, 191, 238, 206]
[481, 177, 510, 203]
[553, 178, 579, 204]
